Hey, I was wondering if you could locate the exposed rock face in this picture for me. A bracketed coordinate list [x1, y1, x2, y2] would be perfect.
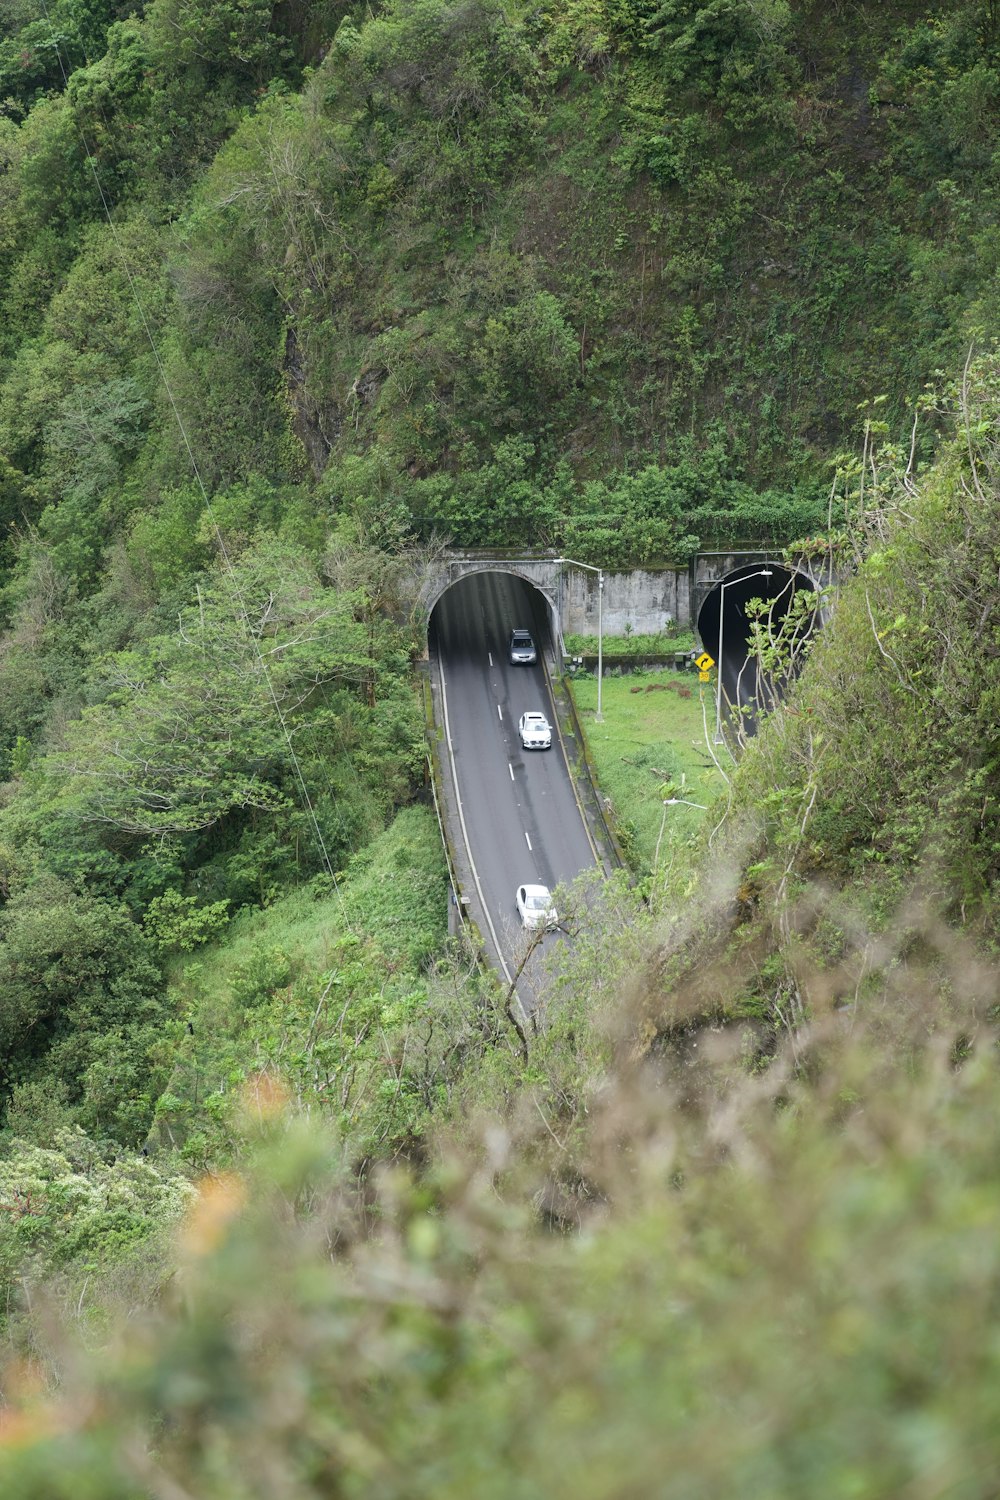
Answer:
[349, 366, 385, 406]
[283, 325, 341, 478]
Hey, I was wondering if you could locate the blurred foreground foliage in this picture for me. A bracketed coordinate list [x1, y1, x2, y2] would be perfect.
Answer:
[1, 987, 999, 1497]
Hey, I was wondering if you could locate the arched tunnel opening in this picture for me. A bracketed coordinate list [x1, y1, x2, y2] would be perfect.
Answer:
[697, 564, 821, 738]
[428, 570, 559, 667]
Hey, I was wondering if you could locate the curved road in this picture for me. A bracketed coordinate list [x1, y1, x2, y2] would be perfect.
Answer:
[430, 572, 600, 1002]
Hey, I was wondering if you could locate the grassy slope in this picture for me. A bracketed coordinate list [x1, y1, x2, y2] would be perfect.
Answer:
[570, 669, 726, 869]
[153, 805, 450, 1164]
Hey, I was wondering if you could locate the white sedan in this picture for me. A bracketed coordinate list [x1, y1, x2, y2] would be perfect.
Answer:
[518, 711, 552, 750]
[516, 883, 558, 930]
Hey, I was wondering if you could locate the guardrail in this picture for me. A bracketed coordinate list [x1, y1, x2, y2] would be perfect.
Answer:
[569, 650, 697, 674]
[542, 650, 626, 873]
[421, 671, 472, 938]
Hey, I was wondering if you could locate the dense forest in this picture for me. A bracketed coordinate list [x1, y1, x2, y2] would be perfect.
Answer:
[2, 0, 1000, 1493]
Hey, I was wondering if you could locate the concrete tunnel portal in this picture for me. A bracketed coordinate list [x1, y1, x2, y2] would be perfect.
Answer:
[697, 563, 821, 735]
[424, 560, 823, 742]
[427, 569, 561, 663]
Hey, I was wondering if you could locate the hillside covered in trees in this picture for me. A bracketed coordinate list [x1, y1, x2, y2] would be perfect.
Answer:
[2, 0, 1000, 1493]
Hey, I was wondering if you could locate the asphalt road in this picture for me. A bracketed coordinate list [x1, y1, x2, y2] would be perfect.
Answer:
[430, 571, 600, 997]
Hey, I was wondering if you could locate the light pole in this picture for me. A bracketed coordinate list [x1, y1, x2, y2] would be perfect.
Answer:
[714, 569, 773, 745]
[556, 557, 604, 722]
[654, 797, 709, 873]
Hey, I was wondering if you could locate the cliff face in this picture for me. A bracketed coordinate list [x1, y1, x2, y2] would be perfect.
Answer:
[173, 0, 997, 507]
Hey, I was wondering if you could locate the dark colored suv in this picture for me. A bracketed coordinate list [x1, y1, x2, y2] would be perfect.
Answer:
[508, 629, 537, 666]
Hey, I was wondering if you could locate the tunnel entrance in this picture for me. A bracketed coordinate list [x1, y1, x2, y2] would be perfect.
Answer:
[697, 564, 821, 740]
[427, 569, 560, 663]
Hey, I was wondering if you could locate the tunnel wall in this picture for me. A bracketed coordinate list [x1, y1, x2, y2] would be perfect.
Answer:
[560, 567, 691, 636]
[416, 550, 833, 642]
[418, 558, 692, 640]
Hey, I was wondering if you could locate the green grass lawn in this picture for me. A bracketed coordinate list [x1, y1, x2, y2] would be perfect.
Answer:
[569, 670, 727, 873]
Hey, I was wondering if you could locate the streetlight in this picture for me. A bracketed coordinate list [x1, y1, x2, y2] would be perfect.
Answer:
[714, 569, 773, 745]
[654, 796, 708, 873]
[556, 556, 604, 722]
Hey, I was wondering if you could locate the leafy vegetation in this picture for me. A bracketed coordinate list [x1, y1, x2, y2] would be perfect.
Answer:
[563, 626, 695, 657]
[637, 350, 1000, 1043]
[0, 1128, 192, 1344]
[152, 806, 453, 1169]
[3, 0, 1000, 1489]
[6, 0, 999, 585]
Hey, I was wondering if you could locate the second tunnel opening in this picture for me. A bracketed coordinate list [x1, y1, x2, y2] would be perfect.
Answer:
[697, 564, 821, 737]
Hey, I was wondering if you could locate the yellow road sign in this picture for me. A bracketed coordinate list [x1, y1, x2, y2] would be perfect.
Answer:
[695, 651, 715, 671]
[698, 669, 711, 683]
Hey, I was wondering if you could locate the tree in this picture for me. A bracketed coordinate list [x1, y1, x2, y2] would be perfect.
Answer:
[472, 291, 580, 431]
[46, 543, 375, 839]
[0, 455, 38, 573]
[0, 874, 165, 1134]
[0, 1126, 193, 1333]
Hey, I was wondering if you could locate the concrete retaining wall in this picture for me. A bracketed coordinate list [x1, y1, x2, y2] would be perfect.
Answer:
[561, 567, 690, 636]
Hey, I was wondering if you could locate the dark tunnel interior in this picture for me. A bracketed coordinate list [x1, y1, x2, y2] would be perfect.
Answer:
[696, 565, 820, 734]
[428, 571, 556, 662]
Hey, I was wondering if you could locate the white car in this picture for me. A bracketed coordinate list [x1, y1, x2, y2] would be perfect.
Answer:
[518, 711, 552, 750]
[516, 883, 558, 930]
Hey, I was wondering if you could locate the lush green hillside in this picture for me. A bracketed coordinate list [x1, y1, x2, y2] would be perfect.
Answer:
[4, 1, 1000, 581]
[2, 2, 1000, 1490]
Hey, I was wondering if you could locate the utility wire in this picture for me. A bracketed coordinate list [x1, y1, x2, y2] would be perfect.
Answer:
[66, 10, 428, 903]
[35, 1, 350, 920]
